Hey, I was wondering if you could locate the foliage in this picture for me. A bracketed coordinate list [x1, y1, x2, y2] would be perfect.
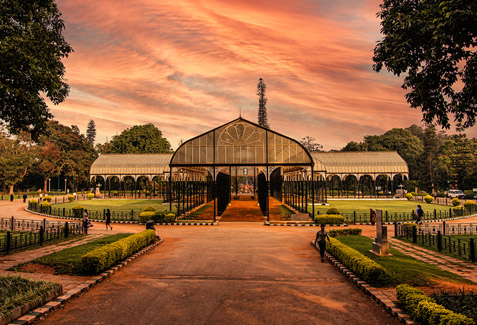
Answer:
[424, 195, 434, 204]
[40, 201, 50, 213]
[314, 214, 345, 225]
[431, 290, 477, 323]
[43, 196, 52, 203]
[328, 228, 362, 237]
[326, 207, 340, 215]
[30, 199, 38, 204]
[87, 193, 94, 200]
[68, 194, 75, 202]
[278, 205, 293, 220]
[86, 120, 96, 144]
[464, 200, 477, 209]
[325, 237, 386, 284]
[396, 284, 475, 325]
[464, 190, 475, 199]
[79, 230, 155, 275]
[257, 78, 269, 128]
[71, 204, 84, 218]
[0, 0, 73, 140]
[105, 124, 172, 154]
[164, 213, 176, 223]
[406, 193, 413, 200]
[139, 211, 156, 223]
[373, 0, 477, 130]
[452, 198, 461, 207]
[0, 275, 61, 320]
[300, 136, 323, 152]
[142, 205, 156, 212]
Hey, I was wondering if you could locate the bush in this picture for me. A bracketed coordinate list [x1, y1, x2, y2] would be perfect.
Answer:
[79, 230, 156, 275]
[329, 228, 362, 237]
[142, 205, 156, 212]
[71, 205, 84, 218]
[464, 190, 475, 199]
[406, 193, 413, 200]
[424, 195, 434, 204]
[326, 207, 340, 215]
[43, 195, 52, 203]
[396, 284, 474, 325]
[464, 200, 476, 209]
[452, 198, 461, 206]
[418, 191, 429, 197]
[30, 199, 38, 204]
[326, 237, 386, 284]
[112, 190, 119, 196]
[164, 213, 176, 223]
[139, 211, 156, 223]
[68, 194, 75, 202]
[40, 201, 50, 213]
[314, 214, 345, 225]
[87, 193, 94, 200]
[452, 206, 463, 216]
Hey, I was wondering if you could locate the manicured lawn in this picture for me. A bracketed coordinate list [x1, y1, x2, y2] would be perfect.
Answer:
[52, 199, 174, 213]
[336, 235, 471, 287]
[11, 233, 132, 275]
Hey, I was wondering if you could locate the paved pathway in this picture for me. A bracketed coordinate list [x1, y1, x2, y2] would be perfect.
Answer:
[37, 224, 398, 325]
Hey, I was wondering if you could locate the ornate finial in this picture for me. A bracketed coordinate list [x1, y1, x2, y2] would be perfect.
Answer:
[239, 107, 242, 118]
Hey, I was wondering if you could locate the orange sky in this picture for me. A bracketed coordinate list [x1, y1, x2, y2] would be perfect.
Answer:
[51, 0, 476, 150]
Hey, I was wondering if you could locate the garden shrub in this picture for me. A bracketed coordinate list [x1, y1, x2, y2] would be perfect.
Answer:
[326, 207, 340, 215]
[329, 228, 362, 237]
[452, 198, 461, 206]
[406, 193, 413, 200]
[396, 284, 474, 325]
[142, 205, 156, 212]
[72, 205, 84, 218]
[431, 290, 477, 324]
[452, 206, 463, 216]
[326, 237, 386, 284]
[112, 190, 119, 196]
[464, 190, 475, 199]
[314, 214, 345, 225]
[68, 194, 75, 202]
[40, 201, 50, 213]
[410, 192, 417, 196]
[139, 211, 156, 223]
[87, 193, 94, 200]
[464, 200, 476, 209]
[79, 230, 156, 275]
[164, 213, 176, 223]
[424, 195, 434, 204]
[43, 195, 52, 203]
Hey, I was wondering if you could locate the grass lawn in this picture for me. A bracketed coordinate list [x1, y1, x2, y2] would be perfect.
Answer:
[11, 233, 131, 275]
[51, 199, 174, 213]
[336, 235, 471, 287]
[0, 275, 61, 320]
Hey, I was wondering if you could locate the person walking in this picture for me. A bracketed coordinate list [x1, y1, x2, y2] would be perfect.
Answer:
[416, 205, 424, 225]
[314, 224, 331, 263]
[10, 194, 14, 202]
[22, 194, 27, 203]
[82, 209, 90, 234]
[105, 209, 112, 230]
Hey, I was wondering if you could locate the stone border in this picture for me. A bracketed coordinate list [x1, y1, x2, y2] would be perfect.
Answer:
[310, 242, 415, 325]
[265, 222, 348, 227]
[24, 208, 218, 226]
[8, 239, 163, 325]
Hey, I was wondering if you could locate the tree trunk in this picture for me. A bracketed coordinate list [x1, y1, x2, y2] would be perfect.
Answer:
[43, 179, 48, 193]
[9, 185, 14, 195]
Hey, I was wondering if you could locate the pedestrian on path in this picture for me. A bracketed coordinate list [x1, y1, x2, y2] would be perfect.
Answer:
[23, 194, 27, 203]
[83, 209, 91, 234]
[105, 209, 112, 230]
[314, 224, 331, 263]
[10, 194, 13, 202]
[416, 205, 424, 225]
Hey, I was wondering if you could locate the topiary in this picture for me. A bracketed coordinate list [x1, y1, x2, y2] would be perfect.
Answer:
[68, 194, 75, 202]
[452, 198, 461, 206]
[164, 213, 176, 223]
[452, 206, 463, 216]
[112, 190, 119, 196]
[464, 200, 476, 209]
[424, 195, 434, 204]
[30, 199, 38, 204]
[314, 214, 345, 225]
[406, 193, 413, 200]
[43, 195, 52, 202]
[139, 211, 156, 223]
[87, 193, 94, 200]
[72, 204, 84, 218]
[142, 205, 156, 212]
[326, 207, 340, 215]
[40, 201, 50, 213]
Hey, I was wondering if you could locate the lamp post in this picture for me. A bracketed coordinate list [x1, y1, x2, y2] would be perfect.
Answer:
[64, 177, 67, 193]
[48, 178, 51, 192]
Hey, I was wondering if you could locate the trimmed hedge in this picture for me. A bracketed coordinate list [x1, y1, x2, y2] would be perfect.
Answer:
[40, 201, 50, 213]
[326, 237, 386, 284]
[329, 228, 362, 237]
[424, 195, 434, 204]
[464, 200, 476, 208]
[139, 211, 155, 223]
[79, 230, 156, 275]
[452, 198, 461, 207]
[142, 205, 156, 212]
[87, 193, 94, 200]
[314, 214, 345, 225]
[68, 195, 75, 202]
[396, 284, 475, 325]
[406, 193, 413, 200]
[138, 211, 177, 224]
[43, 196, 52, 203]
[326, 207, 340, 215]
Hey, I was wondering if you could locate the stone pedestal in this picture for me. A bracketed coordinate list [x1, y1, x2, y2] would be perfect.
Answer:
[370, 209, 392, 256]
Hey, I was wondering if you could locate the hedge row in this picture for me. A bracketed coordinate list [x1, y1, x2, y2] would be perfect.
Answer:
[79, 230, 156, 275]
[326, 237, 386, 284]
[329, 228, 362, 237]
[314, 214, 345, 225]
[139, 211, 176, 223]
[396, 284, 475, 325]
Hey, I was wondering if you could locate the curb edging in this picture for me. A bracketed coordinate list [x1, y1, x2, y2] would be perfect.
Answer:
[9, 239, 163, 325]
[265, 222, 348, 227]
[310, 241, 415, 325]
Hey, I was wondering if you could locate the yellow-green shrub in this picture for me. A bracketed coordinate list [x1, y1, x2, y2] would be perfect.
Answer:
[464, 200, 476, 208]
[40, 201, 50, 213]
[329, 228, 362, 237]
[406, 193, 413, 200]
[142, 205, 156, 212]
[72, 204, 84, 218]
[87, 193, 94, 200]
[164, 213, 176, 223]
[396, 284, 475, 325]
[30, 199, 38, 205]
[68, 194, 75, 202]
[139, 211, 156, 223]
[326, 237, 386, 284]
[326, 207, 340, 215]
[314, 214, 345, 224]
[452, 198, 461, 206]
[43, 195, 52, 202]
[79, 230, 156, 275]
[424, 195, 434, 204]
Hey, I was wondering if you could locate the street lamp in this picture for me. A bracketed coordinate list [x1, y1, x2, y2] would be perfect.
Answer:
[64, 177, 67, 193]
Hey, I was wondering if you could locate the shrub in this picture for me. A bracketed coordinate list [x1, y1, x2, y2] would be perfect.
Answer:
[30, 199, 38, 204]
[314, 214, 345, 225]
[142, 205, 156, 212]
[68, 194, 75, 202]
[87, 193, 94, 200]
[79, 230, 156, 275]
[326, 237, 386, 284]
[72, 205, 84, 218]
[139, 211, 156, 223]
[452, 198, 461, 206]
[326, 207, 340, 215]
[164, 213, 176, 223]
[43, 195, 52, 203]
[40, 201, 50, 213]
[396, 284, 474, 325]
[464, 200, 476, 209]
[112, 190, 119, 196]
[406, 193, 413, 200]
[464, 190, 475, 199]
[452, 206, 463, 216]
[424, 195, 434, 204]
[329, 228, 362, 237]
[418, 191, 429, 197]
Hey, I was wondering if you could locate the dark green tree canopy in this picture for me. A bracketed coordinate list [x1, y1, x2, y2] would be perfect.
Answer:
[107, 124, 173, 154]
[0, 0, 73, 140]
[86, 120, 96, 144]
[373, 0, 477, 130]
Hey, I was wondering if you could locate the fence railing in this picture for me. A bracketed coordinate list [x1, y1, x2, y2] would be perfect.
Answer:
[418, 223, 477, 236]
[396, 223, 475, 263]
[0, 218, 84, 254]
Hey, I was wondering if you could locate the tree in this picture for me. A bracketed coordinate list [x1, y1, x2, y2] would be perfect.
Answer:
[86, 120, 96, 144]
[300, 136, 323, 152]
[257, 78, 270, 129]
[373, 0, 477, 130]
[0, 0, 73, 140]
[106, 124, 173, 154]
